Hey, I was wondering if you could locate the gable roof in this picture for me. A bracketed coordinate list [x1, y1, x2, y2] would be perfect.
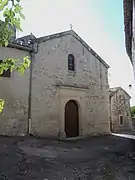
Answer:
[36, 30, 110, 69]
[123, 0, 133, 62]
[109, 87, 131, 99]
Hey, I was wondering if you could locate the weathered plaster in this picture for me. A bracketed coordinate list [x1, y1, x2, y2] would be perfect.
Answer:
[0, 47, 30, 135]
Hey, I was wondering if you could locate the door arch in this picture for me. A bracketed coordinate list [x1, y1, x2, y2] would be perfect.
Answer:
[65, 100, 79, 138]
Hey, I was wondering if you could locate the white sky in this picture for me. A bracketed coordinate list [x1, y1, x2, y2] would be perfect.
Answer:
[20, 0, 135, 106]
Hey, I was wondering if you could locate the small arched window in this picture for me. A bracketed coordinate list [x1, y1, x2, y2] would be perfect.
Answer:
[68, 54, 75, 71]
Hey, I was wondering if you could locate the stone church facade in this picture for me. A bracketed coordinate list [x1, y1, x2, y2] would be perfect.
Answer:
[109, 87, 133, 132]
[0, 30, 110, 138]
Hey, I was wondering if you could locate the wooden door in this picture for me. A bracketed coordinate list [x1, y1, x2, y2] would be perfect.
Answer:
[65, 100, 79, 138]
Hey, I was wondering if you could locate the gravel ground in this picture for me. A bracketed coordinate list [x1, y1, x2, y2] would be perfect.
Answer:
[0, 135, 135, 180]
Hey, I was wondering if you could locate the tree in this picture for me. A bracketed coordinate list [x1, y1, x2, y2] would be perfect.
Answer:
[0, 0, 30, 113]
[131, 106, 135, 117]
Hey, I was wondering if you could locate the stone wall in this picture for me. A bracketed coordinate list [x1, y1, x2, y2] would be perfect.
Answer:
[132, 117, 135, 129]
[110, 88, 133, 132]
[0, 47, 30, 135]
[132, 0, 135, 80]
[0, 33, 110, 138]
[31, 34, 110, 137]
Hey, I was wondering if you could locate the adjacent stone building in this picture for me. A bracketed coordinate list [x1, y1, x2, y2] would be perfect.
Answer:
[109, 87, 133, 132]
[0, 30, 110, 138]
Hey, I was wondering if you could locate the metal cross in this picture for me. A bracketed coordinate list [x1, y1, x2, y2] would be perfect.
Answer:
[70, 24, 73, 30]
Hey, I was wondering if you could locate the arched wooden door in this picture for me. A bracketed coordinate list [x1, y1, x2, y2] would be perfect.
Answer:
[65, 100, 79, 138]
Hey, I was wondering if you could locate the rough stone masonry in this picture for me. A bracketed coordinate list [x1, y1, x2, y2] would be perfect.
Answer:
[0, 30, 110, 138]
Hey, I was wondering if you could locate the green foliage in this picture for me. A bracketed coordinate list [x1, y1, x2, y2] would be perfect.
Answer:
[0, 0, 31, 113]
[0, 99, 5, 113]
[0, 0, 8, 11]
[131, 106, 135, 117]
[0, 56, 30, 76]
[0, 56, 30, 113]
[0, 0, 24, 46]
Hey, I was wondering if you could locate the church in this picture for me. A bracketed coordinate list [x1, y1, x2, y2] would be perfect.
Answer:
[0, 30, 110, 138]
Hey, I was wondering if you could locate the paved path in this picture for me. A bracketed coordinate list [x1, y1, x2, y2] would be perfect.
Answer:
[112, 133, 135, 140]
[0, 135, 135, 180]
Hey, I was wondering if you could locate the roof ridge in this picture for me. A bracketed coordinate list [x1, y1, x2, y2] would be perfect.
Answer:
[110, 87, 131, 98]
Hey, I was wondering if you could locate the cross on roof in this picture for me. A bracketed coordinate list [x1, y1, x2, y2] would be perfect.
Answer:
[69, 24, 73, 30]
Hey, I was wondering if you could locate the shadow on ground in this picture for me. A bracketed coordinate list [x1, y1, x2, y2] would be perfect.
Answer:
[0, 135, 135, 180]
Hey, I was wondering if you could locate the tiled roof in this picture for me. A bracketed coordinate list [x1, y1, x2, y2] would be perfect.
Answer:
[109, 87, 131, 99]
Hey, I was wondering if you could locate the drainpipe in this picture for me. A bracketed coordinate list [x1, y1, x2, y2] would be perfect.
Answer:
[27, 51, 34, 135]
[27, 33, 38, 135]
